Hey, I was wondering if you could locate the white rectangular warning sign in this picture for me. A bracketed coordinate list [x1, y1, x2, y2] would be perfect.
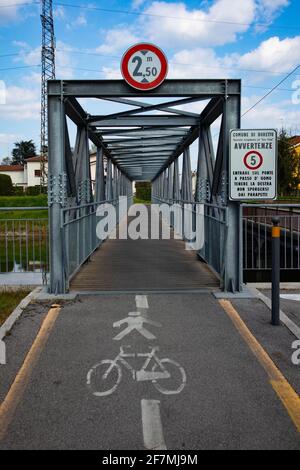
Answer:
[229, 129, 277, 201]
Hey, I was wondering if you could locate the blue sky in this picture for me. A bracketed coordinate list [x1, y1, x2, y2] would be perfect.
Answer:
[0, 0, 300, 166]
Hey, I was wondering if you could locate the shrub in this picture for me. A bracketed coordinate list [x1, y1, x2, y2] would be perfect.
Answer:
[0, 174, 14, 196]
[26, 186, 42, 196]
[13, 187, 25, 196]
[135, 182, 151, 201]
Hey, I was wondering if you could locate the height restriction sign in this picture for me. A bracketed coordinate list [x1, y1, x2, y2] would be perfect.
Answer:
[229, 129, 277, 201]
[121, 43, 168, 91]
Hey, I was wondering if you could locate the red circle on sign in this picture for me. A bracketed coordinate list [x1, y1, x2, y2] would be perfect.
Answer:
[243, 150, 263, 170]
[121, 43, 168, 91]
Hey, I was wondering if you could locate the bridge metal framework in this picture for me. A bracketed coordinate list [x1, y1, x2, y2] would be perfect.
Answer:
[48, 79, 241, 294]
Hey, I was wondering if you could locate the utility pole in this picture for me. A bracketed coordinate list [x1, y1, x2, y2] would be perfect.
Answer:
[40, 0, 55, 190]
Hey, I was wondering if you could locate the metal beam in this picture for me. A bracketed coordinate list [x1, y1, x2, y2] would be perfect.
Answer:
[100, 128, 189, 137]
[48, 79, 241, 98]
[92, 116, 198, 127]
[88, 97, 203, 121]
[64, 97, 132, 180]
[101, 97, 200, 117]
[105, 137, 183, 146]
[111, 146, 177, 154]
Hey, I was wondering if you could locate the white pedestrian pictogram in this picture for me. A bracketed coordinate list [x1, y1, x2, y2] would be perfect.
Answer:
[113, 312, 161, 341]
[86, 295, 187, 397]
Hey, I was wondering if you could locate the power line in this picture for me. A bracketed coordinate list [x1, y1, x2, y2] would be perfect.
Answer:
[4, 47, 297, 79]
[0, 64, 39, 71]
[1, 1, 299, 31]
[0, 2, 38, 7]
[53, 2, 300, 31]
[54, 48, 293, 77]
[0, 63, 296, 95]
[0, 53, 21, 58]
[242, 64, 300, 117]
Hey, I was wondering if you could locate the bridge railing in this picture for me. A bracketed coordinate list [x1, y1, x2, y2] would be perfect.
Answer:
[152, 197, 228, 287]
[0, 207, 49, 281]
[62, 196, 133, 287]
[242, 204, 300, 276]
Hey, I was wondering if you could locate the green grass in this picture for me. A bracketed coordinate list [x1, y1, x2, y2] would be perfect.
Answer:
[0, 210, 48, 220]
[0, 290, 30, 326]
[277, 196, 300, 202]
[0, 195, 48, 220]
[0, 195, 48, 208]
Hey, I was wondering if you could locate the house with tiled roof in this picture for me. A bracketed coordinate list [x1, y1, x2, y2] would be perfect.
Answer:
[0, 156, 46, 189]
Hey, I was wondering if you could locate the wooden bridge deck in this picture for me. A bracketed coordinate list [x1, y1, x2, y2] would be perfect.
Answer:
[70, 235, 219, 292]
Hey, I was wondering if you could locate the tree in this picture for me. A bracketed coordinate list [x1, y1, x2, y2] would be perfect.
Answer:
[1, 156, 12, 165]
[277, 129, 299, 196]
[11, 140, 36, 165]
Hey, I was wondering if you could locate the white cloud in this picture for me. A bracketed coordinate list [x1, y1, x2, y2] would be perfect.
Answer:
[256, 0, 289, 24]
[0, 0, 34, 24]
[97, 28, 141, 54]
[95, 0, 292, 56]
[140, 0, 256, 47]
[54, 6, 65, 20]
[238, 36, 300, 74]
[101, 66, 122, 79]
[132, 0, 147, 8]
[242, 94, 300, 131]
[55, 41, 75, 78]
[0, 133, 22, 145]
[19, 45, 40, 66]
[0, 85, 40, 121]
[67, 13, 87, 29]
[15, 41, 75, 79]
[169, 48, 235, 79]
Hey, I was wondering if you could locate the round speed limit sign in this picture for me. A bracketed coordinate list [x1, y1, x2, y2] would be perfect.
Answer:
[121, 43, 168, 91]
[243, 150, 263, 170]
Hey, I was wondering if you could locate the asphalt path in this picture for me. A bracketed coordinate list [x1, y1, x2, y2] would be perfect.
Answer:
[0, 293, 299, 450]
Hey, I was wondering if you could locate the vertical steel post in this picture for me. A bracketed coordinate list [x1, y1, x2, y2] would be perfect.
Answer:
[106, 159, 113, 200]
[223, 92, 242, 292]
[48, 93, 66, 294]
[182, 148, 192, 201]
[113, 164, 118, 200]
[167, 163, 174, 202]
[95, 147, 105, 202]
[195, 126, 207, 203]
[173, 158, 180, 201]
[271, 217, 281, 326]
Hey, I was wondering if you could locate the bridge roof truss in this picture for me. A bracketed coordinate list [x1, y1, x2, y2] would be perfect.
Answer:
[48, 79, 241, 183]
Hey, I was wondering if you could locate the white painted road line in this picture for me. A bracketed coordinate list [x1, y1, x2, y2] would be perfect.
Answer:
[0, 340, 6, 365]
[135, 295, 149, 310]
[280, 294, 300, 302]
[141, 399, 167, 450]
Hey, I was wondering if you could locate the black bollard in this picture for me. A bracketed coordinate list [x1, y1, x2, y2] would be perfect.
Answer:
[271, 217, 280, 326]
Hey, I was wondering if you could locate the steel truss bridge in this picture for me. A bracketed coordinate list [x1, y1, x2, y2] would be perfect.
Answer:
[48, 79, 242, 294]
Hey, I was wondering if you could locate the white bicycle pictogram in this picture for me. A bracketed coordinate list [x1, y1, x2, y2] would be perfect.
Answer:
[87, 346, 186, 397]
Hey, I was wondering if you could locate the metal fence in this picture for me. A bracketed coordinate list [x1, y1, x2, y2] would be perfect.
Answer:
[62, 197, 133, 286]
[0, 207, 49, 280]
[152, 197, 228, 286]
[242, 204, 300, 274]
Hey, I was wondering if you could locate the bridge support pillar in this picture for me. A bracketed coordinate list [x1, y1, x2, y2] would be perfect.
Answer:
[48, 94, 67, 294]
[223, 95, 243, 293]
